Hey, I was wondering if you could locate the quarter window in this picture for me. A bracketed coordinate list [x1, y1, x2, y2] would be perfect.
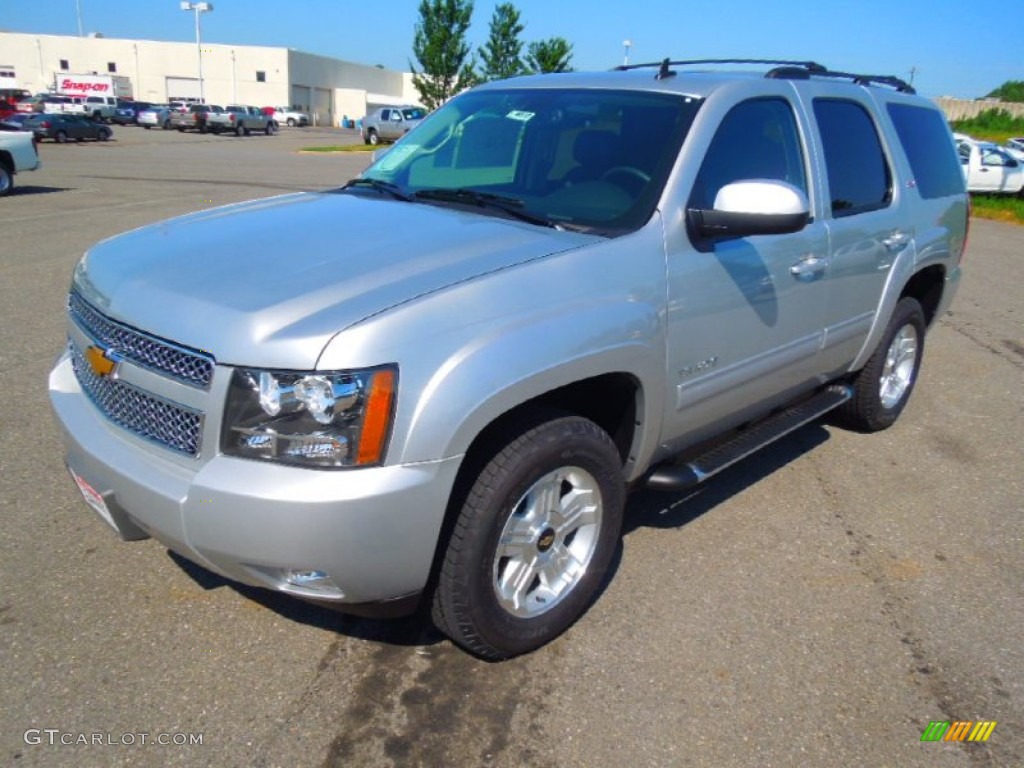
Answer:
[886, 104, 964, 199]
[813, 99, 892, 217]
[689, 98, 807, 211]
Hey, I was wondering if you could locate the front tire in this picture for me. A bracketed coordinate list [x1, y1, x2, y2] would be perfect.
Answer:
[367, 129, 380, 146]
[837, 297, 926, 432]
[286, 117, 296, 127]
[432, 414, 625, 660]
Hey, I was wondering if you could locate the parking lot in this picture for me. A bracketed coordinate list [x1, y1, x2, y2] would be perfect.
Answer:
[1, 125, 1021, 767]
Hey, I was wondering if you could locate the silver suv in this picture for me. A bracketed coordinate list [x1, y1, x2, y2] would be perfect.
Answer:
[49, 59, 967, 659]
[361, 105, 427, 144]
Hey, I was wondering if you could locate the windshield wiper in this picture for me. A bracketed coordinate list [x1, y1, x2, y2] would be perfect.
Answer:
[414, 188, 563, 230]
[341, 178, 413, 201]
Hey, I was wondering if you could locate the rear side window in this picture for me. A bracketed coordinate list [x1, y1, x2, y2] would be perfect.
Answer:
[886, 104, 965, 199]
[813, 99, 892, 217]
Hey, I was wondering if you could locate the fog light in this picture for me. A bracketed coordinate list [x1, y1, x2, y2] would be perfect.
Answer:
[284, 569, 344, 597]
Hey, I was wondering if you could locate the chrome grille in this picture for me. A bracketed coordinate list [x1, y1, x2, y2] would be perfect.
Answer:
[70, 342, 203, 457]
[68, 291, 214, 388]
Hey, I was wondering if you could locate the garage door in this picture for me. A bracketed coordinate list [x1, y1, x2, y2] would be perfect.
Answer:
[166, 77, 201, 102]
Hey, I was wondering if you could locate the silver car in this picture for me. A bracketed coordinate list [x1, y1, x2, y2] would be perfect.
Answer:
[137, 104, 172, 130]
[361, 105, 427, 145]
[50, 60, 966, 660]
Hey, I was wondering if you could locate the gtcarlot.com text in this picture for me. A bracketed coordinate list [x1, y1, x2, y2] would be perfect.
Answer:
[24, 729, 203, 746]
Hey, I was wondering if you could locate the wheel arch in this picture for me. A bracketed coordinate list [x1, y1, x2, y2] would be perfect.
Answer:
[899, 264, 945, 329]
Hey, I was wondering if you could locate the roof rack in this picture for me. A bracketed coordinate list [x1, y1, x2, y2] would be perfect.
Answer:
[613, 58, 915, 94]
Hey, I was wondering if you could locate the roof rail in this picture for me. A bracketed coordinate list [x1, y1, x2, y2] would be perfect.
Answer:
[614, 58, 827, 81]
[614, 58, 916, 93]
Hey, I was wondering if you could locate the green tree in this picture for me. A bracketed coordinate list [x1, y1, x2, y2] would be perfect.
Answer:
[410, 0, 477, 110]
[479, 3, 525, 81]
[985, 80, 1024, 102]
[525, 38, 574, 74]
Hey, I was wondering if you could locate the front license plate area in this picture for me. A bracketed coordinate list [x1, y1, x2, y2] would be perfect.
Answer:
[69, 467, 118, 533]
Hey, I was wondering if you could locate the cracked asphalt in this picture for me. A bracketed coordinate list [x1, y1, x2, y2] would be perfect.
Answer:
[1, 126, 1020, 767]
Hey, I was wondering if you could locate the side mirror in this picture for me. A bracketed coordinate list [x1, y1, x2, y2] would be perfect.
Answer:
[688, 180, 810, 239]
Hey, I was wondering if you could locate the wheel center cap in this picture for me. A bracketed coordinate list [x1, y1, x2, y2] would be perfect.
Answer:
[536, 527, 556, 553]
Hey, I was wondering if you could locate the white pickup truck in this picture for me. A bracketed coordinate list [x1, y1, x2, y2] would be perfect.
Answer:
[0, 128, 41, 196]
[955, 136, 1024, 194]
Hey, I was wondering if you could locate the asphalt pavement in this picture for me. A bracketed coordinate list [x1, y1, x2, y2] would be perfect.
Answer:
[1, 124, 1020, 768]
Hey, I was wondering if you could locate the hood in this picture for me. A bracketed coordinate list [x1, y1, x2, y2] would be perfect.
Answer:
[73, 192, 597, 370]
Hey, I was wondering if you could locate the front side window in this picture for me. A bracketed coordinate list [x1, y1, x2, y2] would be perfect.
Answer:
[361, 88, 701, 235]
[689, 97, 807, 211]
[813, 99, 892, 217]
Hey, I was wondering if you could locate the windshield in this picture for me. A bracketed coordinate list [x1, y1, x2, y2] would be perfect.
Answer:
[360, 88, 702, 235]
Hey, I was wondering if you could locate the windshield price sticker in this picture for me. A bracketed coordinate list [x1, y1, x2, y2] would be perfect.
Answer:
[506, 110, 535, 122]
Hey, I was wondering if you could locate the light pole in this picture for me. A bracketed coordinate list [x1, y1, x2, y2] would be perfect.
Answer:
[180, 2, 213, 104]
[622, 39, 632, 67]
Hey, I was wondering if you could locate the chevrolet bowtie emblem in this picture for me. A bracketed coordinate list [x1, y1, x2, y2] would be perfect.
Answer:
[85, 345, 120, 378]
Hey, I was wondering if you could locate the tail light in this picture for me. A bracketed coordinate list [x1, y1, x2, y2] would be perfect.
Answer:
[229, 114, 235, 122]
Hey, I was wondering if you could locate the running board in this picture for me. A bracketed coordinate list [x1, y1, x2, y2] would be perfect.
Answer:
[645, 384, 852, 492]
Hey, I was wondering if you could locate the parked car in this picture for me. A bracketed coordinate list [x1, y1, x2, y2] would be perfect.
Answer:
[955, 137, 1024, 194]
[267, 106, 309, 127]
[361, 105, 427, 145]
[112, 100, 151, 125]
[170, 103, 223, 133]
[1006, 137, 1024, 153]
[137, 104, 173, 130]
[48, 60, 967, 660]
[0, 113, 32, 131]
[23, 113, 112, 143]
[83, 95, 118, 121]
[206, 105, 277, 136]
[0, 125, 42, 195]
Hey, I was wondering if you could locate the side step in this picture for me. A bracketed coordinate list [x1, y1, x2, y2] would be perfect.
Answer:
[645, 384, 852, 492]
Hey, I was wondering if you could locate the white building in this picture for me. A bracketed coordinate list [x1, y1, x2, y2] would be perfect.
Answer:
[0, 31, 421, 126]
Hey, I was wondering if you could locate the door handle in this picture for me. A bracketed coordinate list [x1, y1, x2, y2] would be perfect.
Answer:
[882, 231, 910, 253]
[790, 254, 826, 280]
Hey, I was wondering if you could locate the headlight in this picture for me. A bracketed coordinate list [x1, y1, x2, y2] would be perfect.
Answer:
[222, 366, 397, 468]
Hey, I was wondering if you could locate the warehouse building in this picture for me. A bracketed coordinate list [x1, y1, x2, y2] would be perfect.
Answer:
[0, 31, 420, 126]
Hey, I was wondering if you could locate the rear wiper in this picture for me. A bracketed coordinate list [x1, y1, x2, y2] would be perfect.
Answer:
[414, 187, 563, 230]
[341, 178, 413, 201]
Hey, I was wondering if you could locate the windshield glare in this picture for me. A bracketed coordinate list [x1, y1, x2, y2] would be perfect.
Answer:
[363, 88, 701, 235]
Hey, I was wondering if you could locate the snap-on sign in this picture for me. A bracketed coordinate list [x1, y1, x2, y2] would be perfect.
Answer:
[61, 79, 110, 93]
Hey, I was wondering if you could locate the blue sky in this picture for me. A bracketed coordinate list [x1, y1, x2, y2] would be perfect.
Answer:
[2, 1, 1019, 99]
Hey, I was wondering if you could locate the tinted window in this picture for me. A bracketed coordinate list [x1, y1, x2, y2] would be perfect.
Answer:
[813, 99, 891, 217]
[690, 97, 807, 210]
[886, 104, 964, 199]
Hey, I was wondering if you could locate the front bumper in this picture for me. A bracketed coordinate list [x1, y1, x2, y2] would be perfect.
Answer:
[49, 350, 462, 608]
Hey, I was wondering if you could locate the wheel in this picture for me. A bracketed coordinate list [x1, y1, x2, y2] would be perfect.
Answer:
[0, 163, 13, 196]
[265, 121, 277, 136]
[432, 414, 625, 660]
[98, 129, 110, 141]
[600, 166, 651, 196]
[286, 117, 296, 127]
[368, 129, 380, 146]
[177, 127, 185, 132]
[836, 297, 926, 432]
[143, 125, 151, 130]
[55, 130, 68, 144]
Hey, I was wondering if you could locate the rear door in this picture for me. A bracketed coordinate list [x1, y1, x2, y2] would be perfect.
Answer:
[799, 88, 906, 373]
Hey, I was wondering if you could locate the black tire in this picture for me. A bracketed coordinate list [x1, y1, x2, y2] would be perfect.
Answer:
[177, 127, 185, 132]
[432, 414, 625, 660]
[836, 297, 926, 432]
[265, 121, 277, 136]
[55, 130, 67, 144]
[286, 117, 296, 127]
[367, 129, 379, 146]
[0, 162, 13, 197]
[98, 129, 110, 141]
[143, 125, 151, 130]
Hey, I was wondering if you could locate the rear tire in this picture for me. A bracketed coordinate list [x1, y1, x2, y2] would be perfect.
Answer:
[0, 162, 13, 196]
[286, 117, 296, 127]
[432, 414, 625, 660]
[55, 130, 68, 144]
[836, 297, 926, 432]
[265, 121, 277, 136]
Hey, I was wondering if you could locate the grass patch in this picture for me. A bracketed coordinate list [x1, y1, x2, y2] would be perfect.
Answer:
[970, 194, 1024, 225]
[950, 109, 1024, 143]
[300, 144, 375, 153]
